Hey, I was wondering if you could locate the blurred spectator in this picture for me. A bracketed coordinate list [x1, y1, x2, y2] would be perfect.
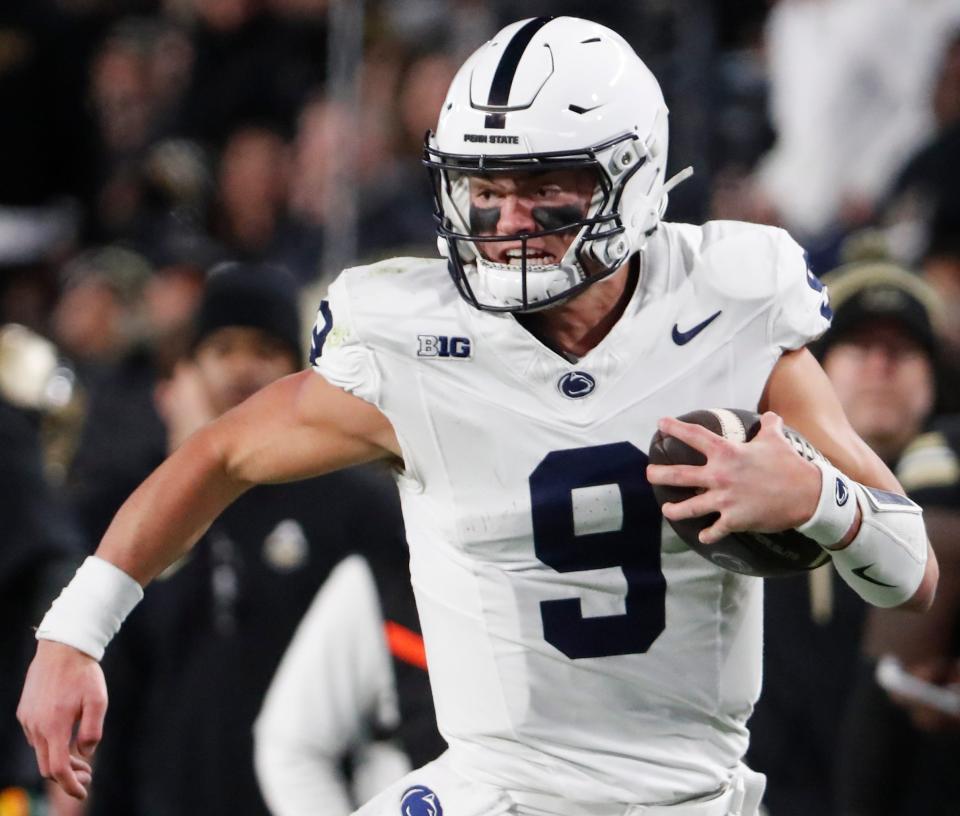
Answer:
[749, 261, 943, 816]
[89, 18, 195, 238]
[283, 49, 456, 283]
[1, 201, 79, 340]
[212, 122, 293, 258]
[882, 28, 960, 265]
[380, 0, 495, 61]
[90, 22, 158, 156]
[58, 246, 167, 545]
[835, 415, 960, 816]
[285, 94, 341, 248]
[209, 118, 345, 281]
[140, 139, 214, 230]
[1, 259, 63, 339]
[919, 202, 960, 412]
[87, 262, 407, 816]
[753, 0, 960, 256]
[255, 548, 445, 815]
[51, 246, 153, 380]
[0, 325, 84, 812]
[284, 93, 386, 281]
[141, 253, 209, 372]
[359, 52, 457, 259]
[176, 0, 323, 146]
[817, 263, 941, 461]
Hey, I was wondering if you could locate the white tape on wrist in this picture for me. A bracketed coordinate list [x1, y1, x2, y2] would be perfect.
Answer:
[795, 458, 858, 548]
[36, 556, 144, 661]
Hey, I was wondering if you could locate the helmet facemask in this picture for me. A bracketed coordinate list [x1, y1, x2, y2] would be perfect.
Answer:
[425, 134, 644, 313]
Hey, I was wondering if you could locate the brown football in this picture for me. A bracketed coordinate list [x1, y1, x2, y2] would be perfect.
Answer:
[648, 408, 831, 577]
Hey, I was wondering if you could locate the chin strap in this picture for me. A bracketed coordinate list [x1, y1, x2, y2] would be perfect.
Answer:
[649, 166, 694, 231]
[662, 166, 694, 198]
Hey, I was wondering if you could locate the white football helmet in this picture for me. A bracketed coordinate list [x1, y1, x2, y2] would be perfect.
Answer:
[424, 16, 691, 313]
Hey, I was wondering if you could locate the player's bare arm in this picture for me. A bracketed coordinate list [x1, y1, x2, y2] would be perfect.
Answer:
[17, 370, 398, 799]
[94, 370, 397, 583]
[647, 347, 937, 612]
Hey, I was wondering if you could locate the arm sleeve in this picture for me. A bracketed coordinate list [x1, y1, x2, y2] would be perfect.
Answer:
[253, 555, 410, 816]
[309, 274, 383, 407]
[767, 229, 832, 352]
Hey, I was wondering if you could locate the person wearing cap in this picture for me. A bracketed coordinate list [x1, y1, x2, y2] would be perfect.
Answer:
[749, 261, 952, 816]
[156, 261, 304, 450]
[52, 247, 154, 380]
[828, 267, 960, 814]
[86, 262, 413, 816]
[814, 262, 942, 465]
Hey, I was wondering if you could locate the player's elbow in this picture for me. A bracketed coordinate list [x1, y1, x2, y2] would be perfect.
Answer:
[187, 419, 253, 490]
[899, 549, 938, 613]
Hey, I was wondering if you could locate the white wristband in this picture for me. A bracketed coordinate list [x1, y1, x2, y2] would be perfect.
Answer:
[795, 458, 858, 548]
[36, 556, 144, 661]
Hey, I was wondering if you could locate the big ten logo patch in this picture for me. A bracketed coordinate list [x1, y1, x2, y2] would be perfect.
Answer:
[417, 335, 472, 359]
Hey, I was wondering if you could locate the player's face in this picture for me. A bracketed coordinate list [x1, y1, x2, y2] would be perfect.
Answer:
[467, 168, 597, 266]
[194, 326, 297, 415]
[823, 320, 935, 460]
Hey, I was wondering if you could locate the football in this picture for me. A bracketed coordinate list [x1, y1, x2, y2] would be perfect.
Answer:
[648, 408, 832, 577]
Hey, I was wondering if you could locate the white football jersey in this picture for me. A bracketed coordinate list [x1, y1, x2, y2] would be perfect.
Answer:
[312, 220, 831, 805]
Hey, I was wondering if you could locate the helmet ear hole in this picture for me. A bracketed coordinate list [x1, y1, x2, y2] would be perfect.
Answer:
[608, 144, 641, 177]
[586, 236, 629, 268]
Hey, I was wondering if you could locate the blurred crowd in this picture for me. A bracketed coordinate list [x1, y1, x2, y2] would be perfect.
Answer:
[2, 1, 960, 815]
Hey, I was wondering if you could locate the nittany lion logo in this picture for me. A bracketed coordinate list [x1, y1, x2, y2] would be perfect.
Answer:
[557, 370, 596, 399]
[400, 785, 443, 816]
[835, 477, 849, 507]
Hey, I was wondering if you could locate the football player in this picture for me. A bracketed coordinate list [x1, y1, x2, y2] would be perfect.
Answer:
[19, 17, 937, 816]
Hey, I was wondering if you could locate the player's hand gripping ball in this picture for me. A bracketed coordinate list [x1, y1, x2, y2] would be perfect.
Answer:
[648, 408, 831, 577]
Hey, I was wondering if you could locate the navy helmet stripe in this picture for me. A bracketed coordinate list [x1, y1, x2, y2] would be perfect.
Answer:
[483, 16, 552, 128]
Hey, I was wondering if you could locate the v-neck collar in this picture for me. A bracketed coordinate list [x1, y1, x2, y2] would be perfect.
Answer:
[509, 254, 643, 366]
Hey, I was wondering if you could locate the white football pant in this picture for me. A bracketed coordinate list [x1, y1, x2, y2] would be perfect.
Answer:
[352, 752, 765, 816]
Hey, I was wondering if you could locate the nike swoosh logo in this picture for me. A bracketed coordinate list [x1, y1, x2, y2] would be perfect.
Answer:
[672, 310, 722, 345]
[851, 564, 897, 588]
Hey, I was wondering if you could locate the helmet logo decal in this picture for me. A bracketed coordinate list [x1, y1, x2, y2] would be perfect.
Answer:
[568, 103, 602, 115]
[400, 785, 443, 816]
[558, 371, 596, 399]
[463, 133, 520, 145]
[484, 16, 553, 128]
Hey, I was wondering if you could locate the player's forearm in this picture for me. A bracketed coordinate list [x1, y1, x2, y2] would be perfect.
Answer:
[96, 423, 251, 585]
